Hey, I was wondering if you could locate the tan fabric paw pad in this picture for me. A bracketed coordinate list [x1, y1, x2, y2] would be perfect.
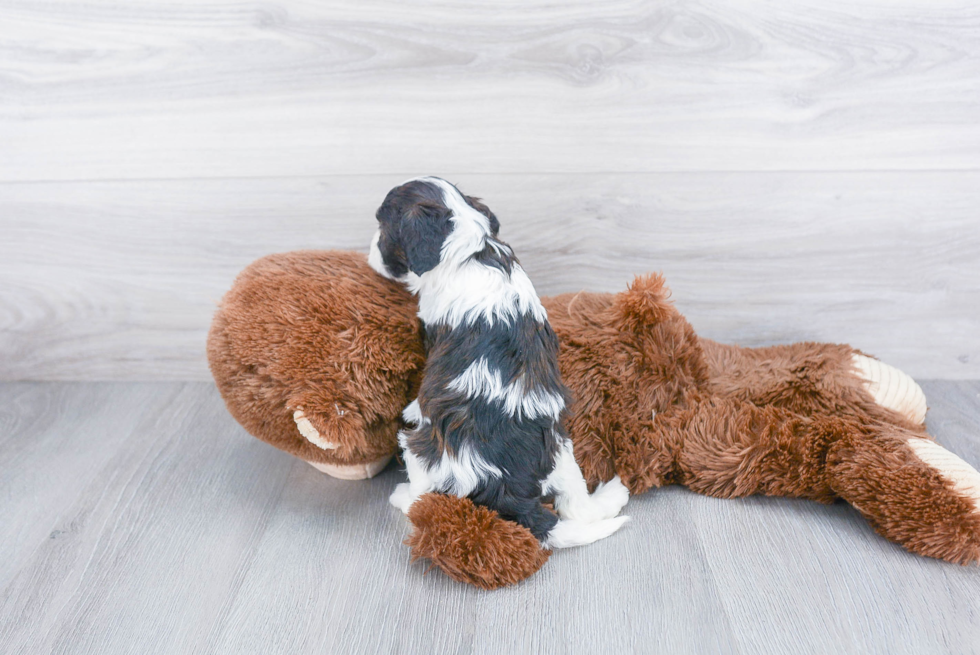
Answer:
[852, 355, 927, 425]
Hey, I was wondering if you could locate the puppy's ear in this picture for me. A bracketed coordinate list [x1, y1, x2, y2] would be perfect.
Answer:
[401, 202, 453, 275]
[465, 195, 500, 236]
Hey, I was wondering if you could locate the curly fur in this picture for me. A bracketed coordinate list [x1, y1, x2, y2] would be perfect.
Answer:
[207, 250, 425, 469]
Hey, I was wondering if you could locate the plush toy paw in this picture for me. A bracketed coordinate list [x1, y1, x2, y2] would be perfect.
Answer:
[829, 426, 980, 565]
[852, 355, 927, 425]
[906, 438, 980, 514]
[293, 408, 339, 450]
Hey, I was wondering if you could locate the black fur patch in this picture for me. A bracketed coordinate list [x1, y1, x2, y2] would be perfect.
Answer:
[375, 180, 453, 276]
[409, 313, 570, 540]
[470, 238, 515, 276]
[375, 180, 504, 278]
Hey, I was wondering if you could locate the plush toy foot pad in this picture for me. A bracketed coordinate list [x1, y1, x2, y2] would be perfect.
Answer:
[306, 455, 392, 480]
[852, 355, 927, 424]
[907, 438, 980, 513]
[406, 493, 550, 589]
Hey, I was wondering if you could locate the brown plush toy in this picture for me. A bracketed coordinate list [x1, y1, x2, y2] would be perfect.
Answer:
[208, 250, 980, 589]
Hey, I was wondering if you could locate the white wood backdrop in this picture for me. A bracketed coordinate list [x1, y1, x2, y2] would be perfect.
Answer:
[1, 0, 978, 380]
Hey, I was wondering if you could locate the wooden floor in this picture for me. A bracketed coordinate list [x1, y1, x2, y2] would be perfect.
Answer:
[1, 380, 978, 654]
[3, 1, 979, 652]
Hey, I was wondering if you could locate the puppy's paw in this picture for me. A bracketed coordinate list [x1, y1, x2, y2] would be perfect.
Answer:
[591, 475, 630, 519]
[544, 515, 630, 549]
[293, 408, 339, 450]
[557, 477, 629, 523]
[389, 482, 415, 515]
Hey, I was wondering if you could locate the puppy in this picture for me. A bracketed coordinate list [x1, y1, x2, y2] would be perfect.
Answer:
[369, 177, 628, 548]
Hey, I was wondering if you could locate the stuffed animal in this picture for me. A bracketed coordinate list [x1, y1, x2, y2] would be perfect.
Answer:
[208, 249, 980, 589]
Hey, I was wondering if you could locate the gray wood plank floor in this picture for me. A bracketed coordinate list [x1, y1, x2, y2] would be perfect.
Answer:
[2, 381, 979, 654]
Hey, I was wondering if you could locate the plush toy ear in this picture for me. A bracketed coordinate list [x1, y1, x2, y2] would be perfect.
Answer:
[465, 195, 500, 236]
[400, 202, 454, 276]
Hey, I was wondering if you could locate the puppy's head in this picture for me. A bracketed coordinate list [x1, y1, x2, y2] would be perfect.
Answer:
[369, 177, 499, 281]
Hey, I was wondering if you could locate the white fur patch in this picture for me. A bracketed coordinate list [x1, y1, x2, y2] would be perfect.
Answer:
[400, 177, 548, 328]
[448, 357, 565, 420]
[540, 439, 631, 548]
[367, 229, 395, 280]
[907, 437, 980, 512]
[422, 177, 493, 265]
[542, 438, 630, 523]
[543, 516, 631, 549]
[396, 428, 503, 502]
[402, 399, 427, 426]
[433, 443, 504, 497]
[409, 255, 547, 328]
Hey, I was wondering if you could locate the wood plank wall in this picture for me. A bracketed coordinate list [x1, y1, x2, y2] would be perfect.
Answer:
[1, 0, 978, 380]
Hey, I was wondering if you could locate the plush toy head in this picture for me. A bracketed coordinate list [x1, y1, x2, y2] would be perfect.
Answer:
[207, 250, 425, 479]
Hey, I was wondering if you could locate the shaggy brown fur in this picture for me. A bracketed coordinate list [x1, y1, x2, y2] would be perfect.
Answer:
[406, 493, 551, 589]
[207, 250, 424, 469]
[208, 251, 980, 588]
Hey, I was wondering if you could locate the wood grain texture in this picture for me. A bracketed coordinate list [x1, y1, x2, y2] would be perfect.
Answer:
[1, 0, 980, 180]
[2, 172, 978, 380]
[1, 0, 978, 379]
[1, 381, 978, 654]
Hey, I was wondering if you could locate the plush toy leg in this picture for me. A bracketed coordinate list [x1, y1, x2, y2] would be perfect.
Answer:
[828, 427, 980, 564]
[851, 355, 927, 425]
[618, 397, 980, 564]
[616, 397, 840, 500]
[700, 339, 928, 428]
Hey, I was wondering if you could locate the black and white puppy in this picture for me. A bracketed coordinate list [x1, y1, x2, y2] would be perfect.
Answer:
[369, 177, 629, 548]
